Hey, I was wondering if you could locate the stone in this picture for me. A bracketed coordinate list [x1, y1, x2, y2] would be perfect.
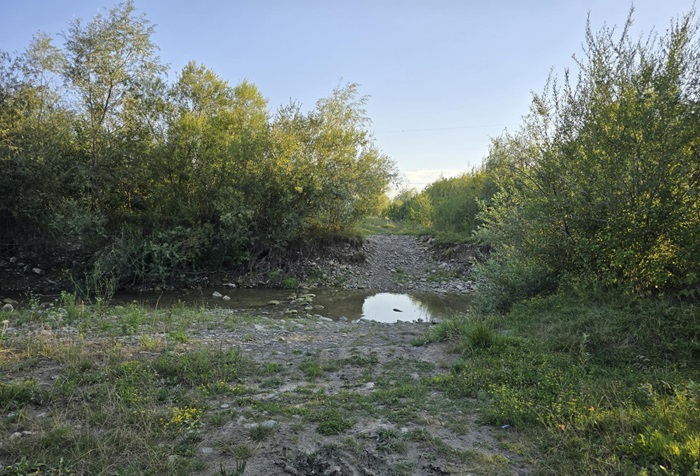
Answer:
[254, 324, 265, 331]
[9, 257, 17, 264]
[222, 295, 231, 301]
[9, 432, 22, 440]
[261, 419, 277, 428]
[268, 300, 281, 306]
[220, 403, 230, 409]
[200, 447, 213, 454]
[3, 298, 18, 305]
[2, 303, 13, 312]
[318, 316, 333, 322]
[364, 382, 375, 390]
[224, 282, 237, 288]
[212, 291, 223, 298]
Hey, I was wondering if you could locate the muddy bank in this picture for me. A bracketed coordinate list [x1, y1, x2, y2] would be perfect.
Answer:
[0, 235, 486, 296]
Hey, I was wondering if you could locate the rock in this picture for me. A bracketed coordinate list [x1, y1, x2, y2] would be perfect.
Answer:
[268, 300, 281, 306]
[3, 298, 18, 305]
[284, 309, 298, 315]
[224, 282, 237, 288]
[393, 308, 403, 312]
[212, 291, 223, 298]
[318, 316, 333, 322]
[254, 324, 265, 331]
[220, 403, 230, 409]
[9, 432, 22, 440]
[364, 382, 375, 390]
[200, 447, 213, 454]
[222, 295, 231, 301]
[261, 419, 277, 428]
[2, 303, 13, 312]
[9, 257, 17, 264]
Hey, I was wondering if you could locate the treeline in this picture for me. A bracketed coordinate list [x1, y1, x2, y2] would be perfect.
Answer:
[0, 1, 395, 291]
[391, 9, 700, 307]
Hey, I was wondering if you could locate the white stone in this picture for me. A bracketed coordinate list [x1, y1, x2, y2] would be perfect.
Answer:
[212, 291, 223, 298]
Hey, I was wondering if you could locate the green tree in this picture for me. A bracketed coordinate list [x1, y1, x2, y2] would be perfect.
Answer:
[478, 8, 700, 310]
[62, 0, 165, 216]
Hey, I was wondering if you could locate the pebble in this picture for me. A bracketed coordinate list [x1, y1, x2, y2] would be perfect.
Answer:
[2, 303, 13, 312]
[200, 447, 214, 454]
[212, 291, 223, 298]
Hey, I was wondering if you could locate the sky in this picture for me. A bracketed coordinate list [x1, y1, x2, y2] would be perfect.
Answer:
[1, 0, 697, 191]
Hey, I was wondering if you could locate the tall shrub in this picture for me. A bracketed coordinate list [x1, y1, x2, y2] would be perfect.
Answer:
[478, 9, 700, 309]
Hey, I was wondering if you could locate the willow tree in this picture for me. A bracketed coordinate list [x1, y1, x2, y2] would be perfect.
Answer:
[478, 9, 700, 310]
[62, 0, 165, 216]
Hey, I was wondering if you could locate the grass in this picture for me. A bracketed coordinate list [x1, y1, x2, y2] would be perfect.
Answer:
[428, 292, 700, 475]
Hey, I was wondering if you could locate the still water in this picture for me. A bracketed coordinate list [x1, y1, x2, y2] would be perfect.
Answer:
[112, 288, 470, 323]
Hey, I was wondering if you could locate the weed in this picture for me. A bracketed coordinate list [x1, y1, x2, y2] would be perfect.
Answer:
[314, 409, 353, 435]
[299, 359, 323, 379]
[249, 423, 276, 442]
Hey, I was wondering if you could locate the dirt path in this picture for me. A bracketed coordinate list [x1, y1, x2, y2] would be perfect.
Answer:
[296, 235, 478, 294]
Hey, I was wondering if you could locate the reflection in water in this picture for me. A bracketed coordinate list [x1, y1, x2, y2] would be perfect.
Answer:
[361, 293, 430, 323]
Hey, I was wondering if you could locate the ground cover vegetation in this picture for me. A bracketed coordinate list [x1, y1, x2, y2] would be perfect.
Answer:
[0, 1, 396, 293]
[0, 298, 518, 475]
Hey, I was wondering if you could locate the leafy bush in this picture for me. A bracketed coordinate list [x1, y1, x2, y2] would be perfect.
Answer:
[477, 9, 700, 308]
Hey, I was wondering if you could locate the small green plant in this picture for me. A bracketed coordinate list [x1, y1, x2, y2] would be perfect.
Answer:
[249, 423, 276, 442]
[299, 359, 322, 379]
[61, 290, 83, 322]
[315, 410, 353, 435]
[281, 276, 298, 289]
[168, 329, 189, 343]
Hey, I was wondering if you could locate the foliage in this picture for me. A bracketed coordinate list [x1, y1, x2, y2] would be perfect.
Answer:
[423, 171, 497, 238]
[0, 2, 396, 289]
[476, 8, 700, 308]
[385, 170, 498, 240]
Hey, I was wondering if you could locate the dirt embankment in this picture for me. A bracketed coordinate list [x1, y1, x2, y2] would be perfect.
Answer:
[1, 234, 485, 295]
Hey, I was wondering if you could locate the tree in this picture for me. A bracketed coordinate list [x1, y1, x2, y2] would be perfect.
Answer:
[478, 8, 700, 308]
[62, 0, 165, 215]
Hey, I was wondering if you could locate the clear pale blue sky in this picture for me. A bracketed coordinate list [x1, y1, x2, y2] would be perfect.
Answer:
[1, 0, 696, 189]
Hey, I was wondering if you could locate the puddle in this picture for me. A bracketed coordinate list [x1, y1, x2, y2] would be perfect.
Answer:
[361, 293, 434, 323]
[10, 288, 470, 323]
